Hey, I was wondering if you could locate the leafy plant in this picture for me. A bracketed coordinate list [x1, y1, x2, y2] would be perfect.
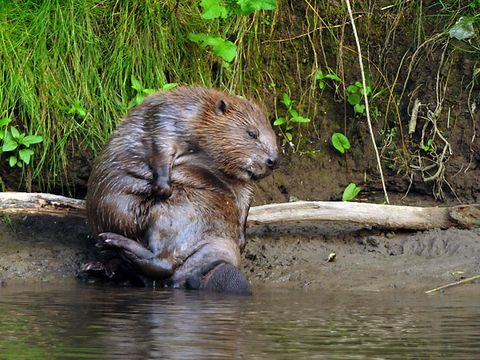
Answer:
[331, 132, 351, 154]
[190, 0, 277, 62]
[187, 34, 237, 62]
[420, 138, 434, 153]
[67, 100, 87, 118]
[273, 93, 310, 143]
[128, 75, 157, 109]
[0, 117, 43, 168]
[201, 0, 277, 18]
[128, 76, 177, 109]
[315, 69, 341, 90]
[346, 81, 371, 114]
[342, 183, 362, 201]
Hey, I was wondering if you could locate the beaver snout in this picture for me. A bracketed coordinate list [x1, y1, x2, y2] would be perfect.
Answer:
[266, 156, 279, 170]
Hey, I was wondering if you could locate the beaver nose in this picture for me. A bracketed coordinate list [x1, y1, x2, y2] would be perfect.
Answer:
[266, 156, 279, 170]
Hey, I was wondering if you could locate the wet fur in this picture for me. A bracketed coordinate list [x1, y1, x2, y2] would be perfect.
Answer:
[86, 86, 278, 286]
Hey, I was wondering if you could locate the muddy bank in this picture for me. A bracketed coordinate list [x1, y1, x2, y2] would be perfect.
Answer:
[1, 214, 479, 293]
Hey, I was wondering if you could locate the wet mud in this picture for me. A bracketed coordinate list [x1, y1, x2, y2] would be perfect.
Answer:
[2, 214, 479, 293]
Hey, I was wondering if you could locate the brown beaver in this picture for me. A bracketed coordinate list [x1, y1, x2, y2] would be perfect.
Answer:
[85, 86, 279, 293]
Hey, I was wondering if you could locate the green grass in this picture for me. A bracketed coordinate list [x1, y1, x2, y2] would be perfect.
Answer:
[0, 0, 478, 195]
[0, 0, 260, 191]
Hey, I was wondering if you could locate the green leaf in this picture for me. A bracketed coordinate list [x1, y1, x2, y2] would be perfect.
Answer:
[289, 109, 299, 118]
[354, 103, 365, 114]
[76, 107, 87, 118]
[347, 93, 361, 106]
[237, 0, 277, 15]
[285, 132, 293, 141]
[291, 116, 310, 123]
[355, 81, 362, 88]
[342, 183, 362, 201]
[188, 34, 237, 62]
[162, 83, 178, 90]
[142, 88, 156, 95]
[2, 138, 18, 152]
[325, 73, 341, 82]
[318, 81, 325, 90]
[188, 33, 207, 44]
[19, 148, 34, 165]
[8, 155, 17, 167]
[131, 75, 143, 92]
[212, 39, 237, 62]
[201, 0, 228, 19]
[359, 85, 371, 96]
[22, 135, 43, 146]
[10, 126, 20, 139]
[315, 69, 325, 80]
[346, 84, 358, 93]
[273, 117, 287, 126]
[0, 117, 12, 127]
[331, 132, 350, 154]
[282, 93, 292, 108]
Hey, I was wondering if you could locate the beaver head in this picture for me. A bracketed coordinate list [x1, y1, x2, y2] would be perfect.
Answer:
[191, 88, 279, 182]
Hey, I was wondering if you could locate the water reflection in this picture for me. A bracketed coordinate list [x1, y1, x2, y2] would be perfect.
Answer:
[1, 283, 480, 359]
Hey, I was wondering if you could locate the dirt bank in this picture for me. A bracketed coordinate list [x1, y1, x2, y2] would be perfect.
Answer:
[1, 214, 479, 293]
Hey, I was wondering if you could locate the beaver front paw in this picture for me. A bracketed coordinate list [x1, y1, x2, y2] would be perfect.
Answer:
[98, 232, 180, 279]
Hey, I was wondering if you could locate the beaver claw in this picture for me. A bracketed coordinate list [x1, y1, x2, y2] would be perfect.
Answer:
[98, 232, 181, 279]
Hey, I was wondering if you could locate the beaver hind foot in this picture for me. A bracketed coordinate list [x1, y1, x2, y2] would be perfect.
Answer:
[186, 261, 252, 295]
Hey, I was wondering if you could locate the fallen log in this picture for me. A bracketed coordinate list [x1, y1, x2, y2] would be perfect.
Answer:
[0, 192, 86, 218]
[0, 192, 479, 230]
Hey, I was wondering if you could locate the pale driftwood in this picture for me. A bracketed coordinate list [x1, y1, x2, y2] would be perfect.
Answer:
[0, 192, 86, 217]
[0, 192, 479, 230]
[247, 201, 480, 230]
[425, 275, 480, 294]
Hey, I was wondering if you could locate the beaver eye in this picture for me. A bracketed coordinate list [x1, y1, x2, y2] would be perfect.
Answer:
[247, 130, 258, 139]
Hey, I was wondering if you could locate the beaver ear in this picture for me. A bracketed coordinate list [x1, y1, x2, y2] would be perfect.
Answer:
[214, 99, 228, 115]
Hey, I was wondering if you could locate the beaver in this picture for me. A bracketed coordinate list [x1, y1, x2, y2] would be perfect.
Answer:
[85, 86, 279, 293]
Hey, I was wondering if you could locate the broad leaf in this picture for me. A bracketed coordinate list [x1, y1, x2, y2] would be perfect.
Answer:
[325, 73, 341, 81]
[346, 84, 358, 93]
[0, 117, 12, 127]
[19, 148, 34, 165]
[188, 33, 208, 44]
[2, 138, 18, 152]
[347, 93, 361, 106]
[292, 116, 310, 123]
[237, 0, 277, 15]
[8, 155, 17, 167]
[354, 104, 365, 114]
[273, 117, 287, 126]
[212, 39, 237, 62]
[22, 135, 43, 146]
[201, 0, 228, 19]
[282, 93, 292, 108]
[315, 69, 325, 80]
[342, 183, 362, 201]
[331, 132, 350, 154]
[162, 83, 178, 90]
[10, 126, 20, 139]
[285, 132, 293, 141]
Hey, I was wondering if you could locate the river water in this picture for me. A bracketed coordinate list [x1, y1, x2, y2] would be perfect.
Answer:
[1, 283, 479, 359]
